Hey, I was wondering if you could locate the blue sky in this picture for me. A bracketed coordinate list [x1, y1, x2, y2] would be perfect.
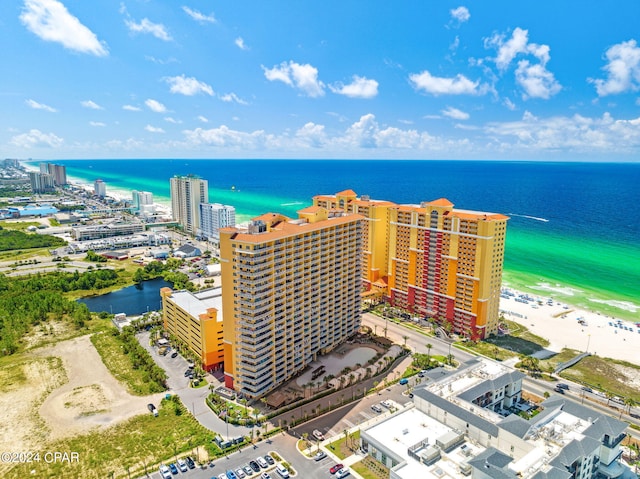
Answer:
[2, 1, 640, 161]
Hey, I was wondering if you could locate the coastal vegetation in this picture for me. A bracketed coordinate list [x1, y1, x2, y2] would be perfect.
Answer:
[6, 395, 220, 479]
[132, 258, 195, 291]
[91, 326, 167, 395]
[0, 269, 122, 355]
[0, 229, 66, 251]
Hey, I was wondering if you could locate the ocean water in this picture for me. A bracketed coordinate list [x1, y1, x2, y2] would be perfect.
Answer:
[35, 159, 640, 320]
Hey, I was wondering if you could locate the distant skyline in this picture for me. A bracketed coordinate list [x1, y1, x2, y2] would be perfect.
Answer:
[2, 1, 640, 161]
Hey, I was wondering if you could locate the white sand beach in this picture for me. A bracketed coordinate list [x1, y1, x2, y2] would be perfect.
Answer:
[500, 288, 640, 365]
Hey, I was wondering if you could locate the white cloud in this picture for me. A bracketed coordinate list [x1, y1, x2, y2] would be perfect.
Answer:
[263, 61, 325, 97]
[164, 117, 182, 124]
[235, 37, 248, 50]
[184, 125, 272, 148]
[409, 70, 485, 95]
[442, 107, 470, 120]
[591, 40, 640, 96]
[329, 76, 379, 98]
[145, 99, 167, 113]
[122, 104, 141, 111]
[484, 111, 640, 153]
[10, 129, 63, 148]
[26, 99, 56, 112]
[165, 75, 213, 96]
[503, 98, 517, 110]
[198, 116, 209, 123]
[182, 6, 216, 24]
[219, 92, 248, 105]
[515, 60, 562, 99]
[145, 125, 165, 133]
[89, 121, 105, 127]
[295, 122, 327, 148]
[486, 27, 560, 100]
[20, 0, 108, 56]
[81, 100, 103, 110]
[125, 18, 172, 41]
[450, 6, 470, 24]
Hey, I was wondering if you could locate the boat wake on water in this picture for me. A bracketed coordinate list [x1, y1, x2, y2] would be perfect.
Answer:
[508, 213, 549, 222]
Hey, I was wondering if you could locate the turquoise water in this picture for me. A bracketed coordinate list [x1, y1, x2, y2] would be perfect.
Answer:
[37, 159, 640, 320]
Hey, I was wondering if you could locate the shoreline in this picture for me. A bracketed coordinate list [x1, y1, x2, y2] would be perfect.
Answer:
[499, 287, 640, 366]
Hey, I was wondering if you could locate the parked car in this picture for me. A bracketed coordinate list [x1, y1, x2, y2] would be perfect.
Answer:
[312, 429, 325, 441]
[256, 457, 268, 469]
[336, 467, 351, 478]
[235, 468, 246, 478]
[371, 404, 383, 413]
[249, 460, 261, 472]
[260, 473, 271, 479]
[177, 459, 188, 472]
[380, 400, 392, 409]
[243, 465, 255, 476]
[399, 378, 409, 385]
[171, 351, 178, 358]
[226, 470, 238, 479]
[330, 464, 344, 474]
[169, 463, 179, 475]
[264, 454, 275, 465]
[185, 456, 195, 469]
[275, 463, 289, 478]
[314, 451, 327, 461]
[159, 465, 172, 479]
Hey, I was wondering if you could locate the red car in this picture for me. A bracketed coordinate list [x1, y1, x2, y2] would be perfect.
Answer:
[330, 464, 344, 474]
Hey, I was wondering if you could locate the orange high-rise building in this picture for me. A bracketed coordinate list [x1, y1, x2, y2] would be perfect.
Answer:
[313, 191, 508, 340]
[219, 207, 363, 399]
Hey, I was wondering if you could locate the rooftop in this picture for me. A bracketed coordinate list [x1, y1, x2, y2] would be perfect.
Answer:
[167, 287, 223, 320]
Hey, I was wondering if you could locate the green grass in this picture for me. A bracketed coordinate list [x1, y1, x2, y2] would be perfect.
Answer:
[461, 320, 550, 360]
[6, 397, 220, 479]
[90, 330, 163, 395]
[326, 430, 360, 460]
[352, 457, 389, 479]
[558, 355, 640, 402]
[0, 220, 41, 231]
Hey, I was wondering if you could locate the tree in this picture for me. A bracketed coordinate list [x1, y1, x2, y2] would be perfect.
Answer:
[426, 343, 433, 365]
[402, 335, 409, 347]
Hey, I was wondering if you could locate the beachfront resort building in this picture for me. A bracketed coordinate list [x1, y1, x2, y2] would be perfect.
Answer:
[170, 174, 209, 235]
[160, 287, 225, 371]
[359, 357, 630, 479]
[94, 179, 106, 198]
[219, 206, 364, 399]
[28, 171, 55, 193]
[39, 162, 67, 186]
[131, 190, 155, 215]
[198, 203, 236, 243]
[313, 190, 508, 340]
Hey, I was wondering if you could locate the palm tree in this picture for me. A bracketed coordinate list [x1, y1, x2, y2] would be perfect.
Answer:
[403, 335, 409, 347]
[426, 343, 433, 365]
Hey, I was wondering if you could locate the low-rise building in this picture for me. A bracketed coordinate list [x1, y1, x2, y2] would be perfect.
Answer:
[160, 287, 225, 371]
[71, 221, 145, 241]
[360, 358, 631, 479]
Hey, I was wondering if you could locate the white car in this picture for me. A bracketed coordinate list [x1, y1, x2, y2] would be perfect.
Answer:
[159, 465, 172, 479]
[336, 467, 351, 479]
[236, 468, 246, 478]
[257, 457, 269, 469]
[177, 459, 188, 472]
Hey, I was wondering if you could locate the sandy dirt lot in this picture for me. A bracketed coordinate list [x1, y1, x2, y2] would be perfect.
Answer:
[0, 333, 164, 471]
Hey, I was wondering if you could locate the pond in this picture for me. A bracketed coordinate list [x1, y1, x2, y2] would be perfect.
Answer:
[77, 277, 171, 315]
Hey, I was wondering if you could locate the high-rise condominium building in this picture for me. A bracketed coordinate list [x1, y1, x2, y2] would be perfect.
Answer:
[313, 190, 508, 340]
[132, 190, 153, 209]
[170, 175, 209, 235]
[39, 162, 67, 186]
[219, 206, 363, 399]
[198, 203, 236, 243]
[94, 179, 106, 197]
[29, 171, 55, 193]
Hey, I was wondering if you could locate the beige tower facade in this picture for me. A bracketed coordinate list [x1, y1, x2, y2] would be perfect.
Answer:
[219, 207, 363, 399]
[170, 175, 209, 235]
